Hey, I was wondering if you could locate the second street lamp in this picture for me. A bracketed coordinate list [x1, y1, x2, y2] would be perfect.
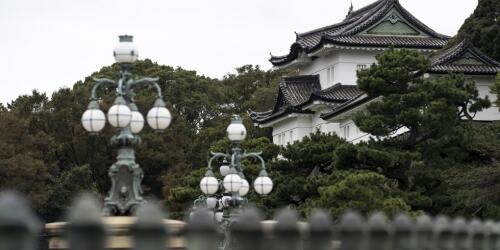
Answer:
[195, 114, 273, 221]
[193, 115, 273, 250]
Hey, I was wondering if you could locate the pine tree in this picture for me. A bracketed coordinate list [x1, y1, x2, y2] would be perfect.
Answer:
[454, 0, 500, 61]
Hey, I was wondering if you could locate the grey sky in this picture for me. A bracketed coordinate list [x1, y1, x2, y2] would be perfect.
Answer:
[0, 0, 477, 104]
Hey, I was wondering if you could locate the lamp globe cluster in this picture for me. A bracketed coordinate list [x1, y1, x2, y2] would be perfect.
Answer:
[199, 115, 273, 197]
[81, 35, 172, 134]
[82, 96, 171, 134]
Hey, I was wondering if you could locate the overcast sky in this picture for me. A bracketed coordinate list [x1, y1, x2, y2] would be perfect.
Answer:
[0, 0, 477, 104]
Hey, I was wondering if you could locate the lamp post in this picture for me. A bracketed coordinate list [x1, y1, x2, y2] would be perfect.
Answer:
[196, 115, 273, 234]
[81, 35, 172, 216]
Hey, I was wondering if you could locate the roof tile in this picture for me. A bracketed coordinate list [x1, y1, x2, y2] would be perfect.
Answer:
[430, 40, 500, 75]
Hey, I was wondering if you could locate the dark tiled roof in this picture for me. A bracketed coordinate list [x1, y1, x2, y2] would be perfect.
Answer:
[430, 65, 500, 75]
[295, 19, 359, 48]
[430, 40, 500, 75]
[250, 76, 362, 124]
[337, 0, 448, 38]
[318, 36, 448, 50]
[310, 83, 362, 103]
[250, 108, 315, 124]
[279, 75, 321, 107]
[270, 0, 449, 66]
[320, 94, 373, 120]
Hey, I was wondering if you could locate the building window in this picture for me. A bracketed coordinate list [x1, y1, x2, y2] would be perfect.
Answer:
[357, 64, 367, 71]
[277, 134, 281, 145]
[326, 66, 335, 84]
[343, 125, 350, 139]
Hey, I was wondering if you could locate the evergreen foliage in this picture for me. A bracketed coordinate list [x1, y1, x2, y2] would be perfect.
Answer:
[335, 48, 497, 218]
[2, 0, 500, 219]
[0, 61, 285, 221]
[453, 0, 500, 61]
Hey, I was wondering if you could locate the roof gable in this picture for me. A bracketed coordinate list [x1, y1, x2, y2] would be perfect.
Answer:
[430, 40, 500, 75]
[270, 0, 449, 67]
[452, 54, 485, 65]
[363, 10, 424, 36]
[339, 0, 447, 38]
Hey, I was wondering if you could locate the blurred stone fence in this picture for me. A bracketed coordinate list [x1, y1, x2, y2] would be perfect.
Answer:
[0, 191, 498, 250]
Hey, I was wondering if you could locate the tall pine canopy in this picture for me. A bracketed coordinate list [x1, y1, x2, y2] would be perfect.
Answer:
[455, 0, 500, 61]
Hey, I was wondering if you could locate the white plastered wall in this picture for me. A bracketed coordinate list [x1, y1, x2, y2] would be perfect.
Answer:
[426, 74, 500, 121]
[338, 118, 371, 144]
[471, 75, 500, 121]
[332, 74, 500, 145]
[298, 49, 379, 88]
[271, 115, 313, 146]
[310, 107, 341, 135]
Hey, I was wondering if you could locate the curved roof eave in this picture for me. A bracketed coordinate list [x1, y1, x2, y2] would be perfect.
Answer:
[269, 0, 449, 67]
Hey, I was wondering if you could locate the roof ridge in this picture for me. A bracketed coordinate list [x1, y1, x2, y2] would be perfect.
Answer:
[335, 0, 448, 39]
[320, 94, 371, 120]
[283, 74, 318, 78]
[270, 0, 449, 66]
[431, 40, 468, 65]
[333, 0, 390, 36]
[297, 19, 358, 37]
[317, 82, 343, 93]
[432, 39, 500, 67]
[297, 0, 385, 38]
[282, 74, 320, 81]
[345, 0, 386, 20]
[307, 83, 362, 105]
[392, 1, 449, 39]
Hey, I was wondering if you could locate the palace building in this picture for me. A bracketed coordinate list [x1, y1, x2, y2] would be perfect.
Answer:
[250, 0, 500, 145]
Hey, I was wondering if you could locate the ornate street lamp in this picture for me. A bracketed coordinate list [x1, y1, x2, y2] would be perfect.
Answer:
[81, 35, 172, 215]
[195, 115, 273, 223]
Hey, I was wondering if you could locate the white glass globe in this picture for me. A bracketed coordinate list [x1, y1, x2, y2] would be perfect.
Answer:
[147, 106, 172, 130]
[223, 174, 242, 193]
[113, 35, 138, 64]
[219, 164, 231, 177]
[81, 108, 106, 133]
[239, 179, 250, 196]
[199, 176, 219, 195]
[206, 197, 218, 209]
[130, 111, 144, 134]
[107, 104, 132, 128]
[215, 212, 224, 223]
[227, 121, 247, 142]
[254, 176, 273, 195]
